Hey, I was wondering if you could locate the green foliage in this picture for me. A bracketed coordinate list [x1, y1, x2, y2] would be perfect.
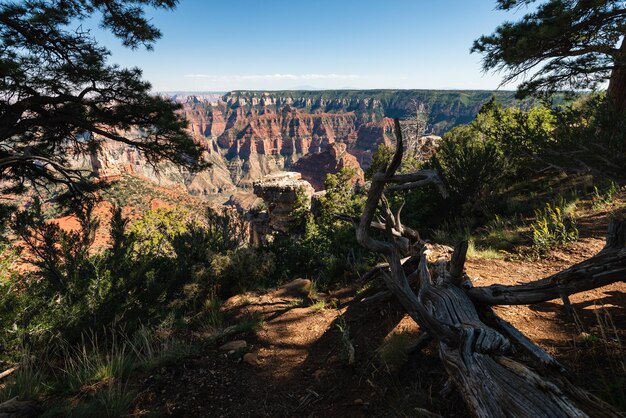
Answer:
[12, 198, 98, 293]
[434, 124, 509, 204]
[431, 99, 505, 205]
[365, 144, 395, 180]
[473, 0, 626, 99]
[309, 301, 327, 312]
[269, 168, 370, 288]
[193, 296, 224, 331]
[319, 168, 365, 220]
[430, 97, 587, 213]
[78, 383, 133, 418]
[530, 201, 579, 257]
[291, 186, 312, 232]
[128, 207, 193, 257]
[466, 240, 503, 260]
[211, 248, 275, 296]
[0, 242, 19, 283]
[0, 201, 260, 352]
[0, 362, 49, 402]
[592, 181, 620, 210]
[60, 335, 135, 393]
[553, 93, 626, 175]
[27, 327, 193, 417]
[0, 0, 204, 201]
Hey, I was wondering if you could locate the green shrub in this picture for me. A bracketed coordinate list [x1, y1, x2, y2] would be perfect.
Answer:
[336, 315, 354, 366]
[1, 201, 256, 349]
[433, 125, 510, 204]
[553, 93, 626, 176]
[128, 207, 195, 258]
[268, 168, 371, 289]
[530, 202, 579, 257]
[211, 247, 276, 296]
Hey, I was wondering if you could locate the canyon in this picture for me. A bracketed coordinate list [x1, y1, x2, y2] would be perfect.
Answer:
[84, 90, 519, 198]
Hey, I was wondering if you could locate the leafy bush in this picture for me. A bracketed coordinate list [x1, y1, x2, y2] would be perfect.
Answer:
[433, 125, 510, 204]
[553, 93, 626, 176]
[432, 98, 561, 210]
[128, 207, 194, 258]
[1, 202, 259, 350]
[211, 248, 275, 296]
[365, 144, 394, 180]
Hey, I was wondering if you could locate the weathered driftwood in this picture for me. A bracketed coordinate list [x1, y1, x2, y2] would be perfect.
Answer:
[353, 118, 622, 417]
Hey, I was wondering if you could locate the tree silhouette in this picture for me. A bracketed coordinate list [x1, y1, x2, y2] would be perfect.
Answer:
[0, 0, 205, 197]
[473, 0, 626, 114]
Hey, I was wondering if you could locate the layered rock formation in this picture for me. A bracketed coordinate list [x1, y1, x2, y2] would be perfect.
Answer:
[75, 134, 237, 196]
[82, 90, 519, 197]
[252, 172, 314, 233]
[292, 143, 364, 190]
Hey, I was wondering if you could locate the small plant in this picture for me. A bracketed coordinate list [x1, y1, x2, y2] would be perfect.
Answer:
[60, 334, 134, 393]
[198, 296, 223, 331]
[58, 382, 133, 418]
[286, 298, 304, 308]
[355, 281, 375, 300]
[239, 295, 252, 307]
[130, 327, 195, 371]
[579, 332, 600, 346]
[336, 315, 355, 366]
[90, 383, 133, 418]
[379, 332, 411, 373]
[530, 201, 579, 257]
[466, 240, 503, 260]
[309, 301, 326, 312]
[228, 315, 265, 338]
[0, 243, 19, 282]
[592, 181, 620, 210]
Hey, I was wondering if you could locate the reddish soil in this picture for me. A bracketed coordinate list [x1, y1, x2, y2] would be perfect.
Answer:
[130, 203, 626, 417]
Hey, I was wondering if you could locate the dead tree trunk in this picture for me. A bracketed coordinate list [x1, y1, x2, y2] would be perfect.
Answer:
[354, 118, 623, 417]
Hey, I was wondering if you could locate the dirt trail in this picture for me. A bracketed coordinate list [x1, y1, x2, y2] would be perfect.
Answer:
[132, 213, 625, 417]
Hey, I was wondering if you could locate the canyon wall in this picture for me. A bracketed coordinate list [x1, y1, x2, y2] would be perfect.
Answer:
[85, 90, 519, 196]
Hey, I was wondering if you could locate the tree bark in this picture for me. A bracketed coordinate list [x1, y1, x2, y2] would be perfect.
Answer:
[608, 36, 626, 115]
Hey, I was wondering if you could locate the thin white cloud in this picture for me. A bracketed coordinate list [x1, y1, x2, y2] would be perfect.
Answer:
[183, 73, 363, 81]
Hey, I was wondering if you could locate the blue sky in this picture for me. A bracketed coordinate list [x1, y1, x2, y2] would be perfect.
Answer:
[94, 0, 529, 92]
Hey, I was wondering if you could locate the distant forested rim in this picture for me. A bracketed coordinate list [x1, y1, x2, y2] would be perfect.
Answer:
[219, 89, 529, 132]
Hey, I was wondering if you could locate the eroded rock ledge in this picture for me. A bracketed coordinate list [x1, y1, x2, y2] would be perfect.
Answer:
[253, 172, 314, 234]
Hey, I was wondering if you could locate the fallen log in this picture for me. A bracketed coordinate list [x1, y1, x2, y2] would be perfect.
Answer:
[468, 222, 626, 306]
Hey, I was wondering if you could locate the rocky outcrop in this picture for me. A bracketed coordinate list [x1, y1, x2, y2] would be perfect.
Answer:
[292, 143, 364, 191]
[406, 134, 442, 163]
[253, 172, 314, 234]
